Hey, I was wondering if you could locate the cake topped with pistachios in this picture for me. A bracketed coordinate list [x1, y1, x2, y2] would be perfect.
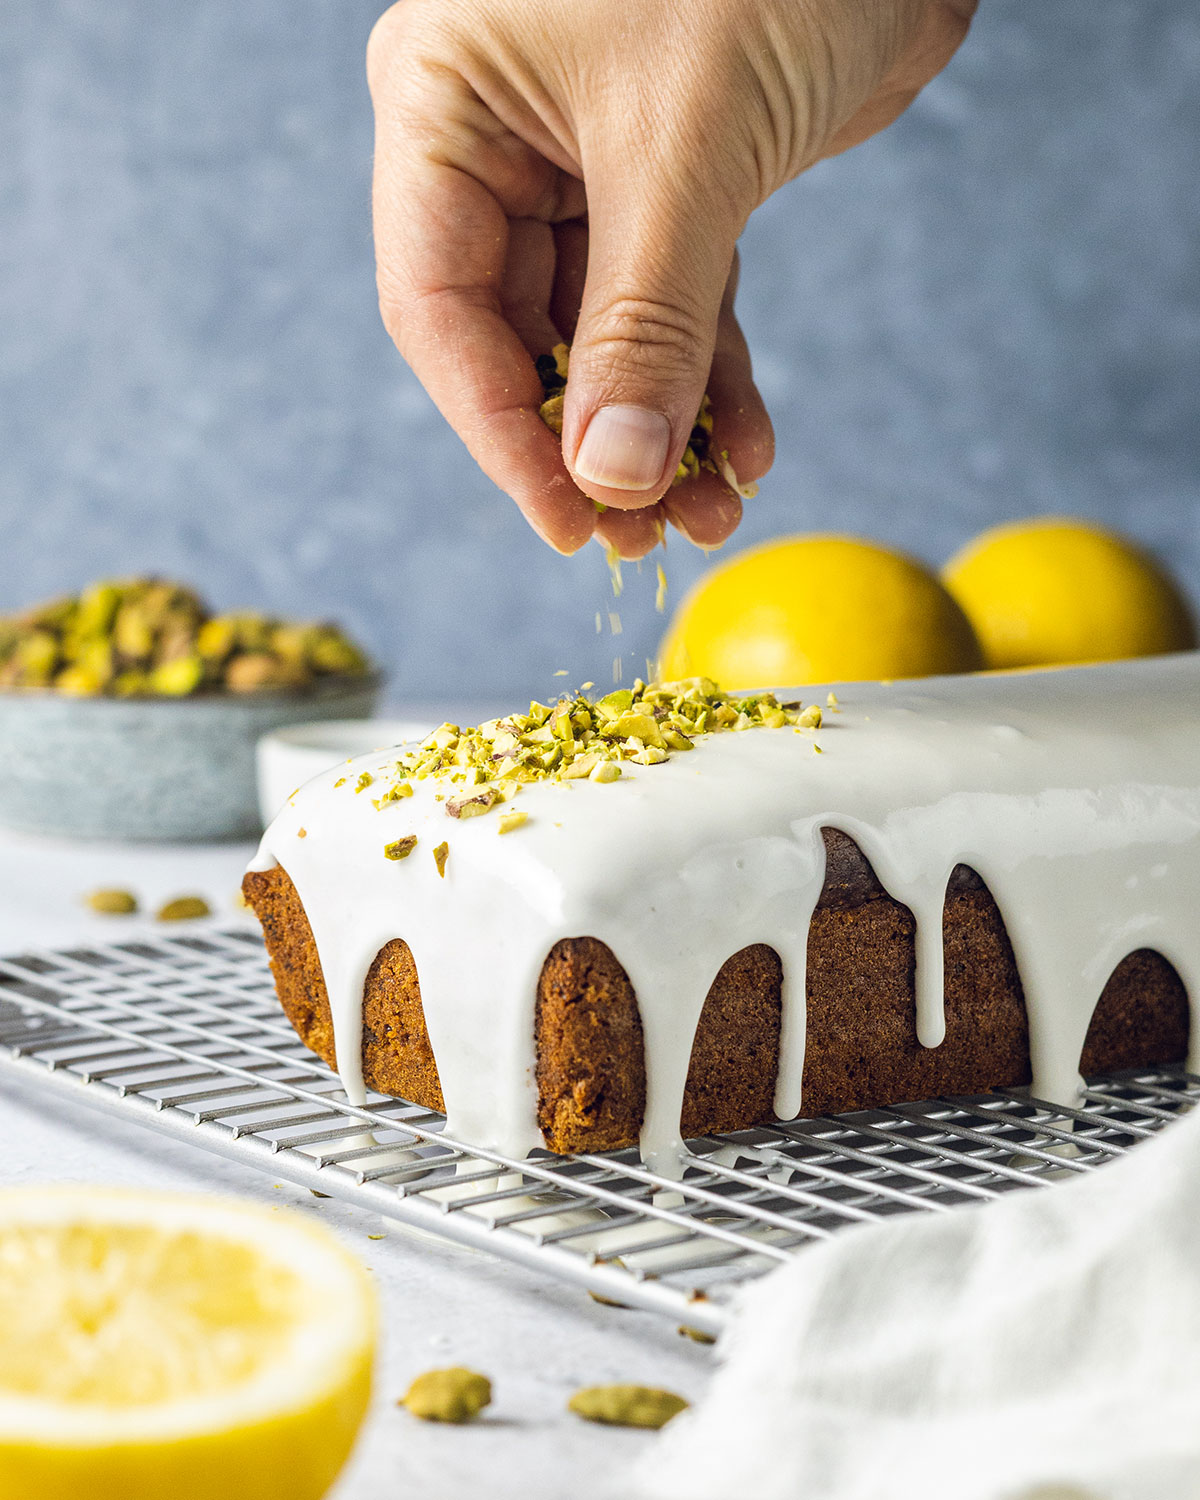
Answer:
[343, 678, 822, 842]
[0, 578, 371, 697]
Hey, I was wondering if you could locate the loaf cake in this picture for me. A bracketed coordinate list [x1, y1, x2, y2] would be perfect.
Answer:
[244, 656, 1200, 1166]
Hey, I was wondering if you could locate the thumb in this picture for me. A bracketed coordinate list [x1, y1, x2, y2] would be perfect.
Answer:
[562, 156, 743, 510]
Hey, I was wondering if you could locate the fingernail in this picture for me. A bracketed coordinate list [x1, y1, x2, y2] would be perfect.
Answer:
[574, 405, 671, 491]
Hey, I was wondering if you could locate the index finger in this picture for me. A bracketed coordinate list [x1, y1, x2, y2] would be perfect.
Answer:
[371, 73, 595, 552]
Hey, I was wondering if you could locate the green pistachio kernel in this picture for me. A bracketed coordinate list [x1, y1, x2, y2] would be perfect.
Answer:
[148, 655, 204, 696]
[384, 836, 418, 861]
[567, 1384, 689, 1430]
[400, 1367, 492, 1424]
[677, 1325, 717, 1344]
[156, 896, 211, 922]
[538, 341, 749, 494]
[85, 888, 139, 915]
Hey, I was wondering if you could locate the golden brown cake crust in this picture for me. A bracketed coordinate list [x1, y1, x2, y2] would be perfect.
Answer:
[242, 826, 1189, 1154]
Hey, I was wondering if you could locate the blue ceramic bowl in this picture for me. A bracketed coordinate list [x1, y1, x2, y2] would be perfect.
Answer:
[0, 674, 382, 841]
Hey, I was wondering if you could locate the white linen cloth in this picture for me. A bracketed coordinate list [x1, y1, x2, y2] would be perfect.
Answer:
[639, 1103, 1200, 1500]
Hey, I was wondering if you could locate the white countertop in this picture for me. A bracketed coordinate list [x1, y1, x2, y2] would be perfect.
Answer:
[0, 824, 711, 1499]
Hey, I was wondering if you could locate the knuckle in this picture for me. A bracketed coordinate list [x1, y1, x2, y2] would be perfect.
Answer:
[366, 4, 410, 91]
[581, 296, 708, 383]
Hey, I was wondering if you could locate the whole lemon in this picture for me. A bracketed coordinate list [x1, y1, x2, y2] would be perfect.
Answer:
[941, 518, 1196, 671]
[658, 535, 984, 690]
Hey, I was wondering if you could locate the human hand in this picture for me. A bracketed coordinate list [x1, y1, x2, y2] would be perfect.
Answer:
[368, 0, 976, 557]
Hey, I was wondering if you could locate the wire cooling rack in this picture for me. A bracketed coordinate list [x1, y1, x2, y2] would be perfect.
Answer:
[1, 928, 1195, 1335]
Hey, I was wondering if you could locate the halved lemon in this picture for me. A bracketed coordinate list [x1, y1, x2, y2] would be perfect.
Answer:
[0, 1186, 377, 1500]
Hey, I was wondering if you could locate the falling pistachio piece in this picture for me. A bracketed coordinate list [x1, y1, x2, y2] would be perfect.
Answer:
[400, 1367, 492, 1424]
[567, 1384, 689, 1430]
[85, 888, 139, 916]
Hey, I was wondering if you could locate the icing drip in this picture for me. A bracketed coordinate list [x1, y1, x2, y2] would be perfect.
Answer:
[250, 655, 1200, 1166]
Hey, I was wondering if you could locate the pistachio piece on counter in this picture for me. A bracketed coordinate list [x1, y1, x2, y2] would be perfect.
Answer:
[383, 836, 418, 861]
[156, 896, 211, 922]
[400, 1367, 492, 1424]
[85, 888, 139, 915]
[567, 1384, 689, 1429]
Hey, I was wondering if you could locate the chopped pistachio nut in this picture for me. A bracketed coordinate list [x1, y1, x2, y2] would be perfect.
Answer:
[156, 896, 211, 922]
[86, 887, 138, 915]
[401, 1367, 492, 1424]
[358, 678, 814, 827]
[447, 788, 500, 819]
[537, 342, 755, 497]
[567, 1384, 689, 1430]
[375, 781, 412, 806]
[432, 841, 449, 878]
[604, 545, 624, 599]
[677, 1325, 717, 1345]
[0, 577, 371, 697]
[384, 835, 418, 861]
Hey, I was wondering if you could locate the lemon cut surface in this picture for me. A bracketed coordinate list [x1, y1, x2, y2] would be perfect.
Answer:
[0, 1187, 376, 1500]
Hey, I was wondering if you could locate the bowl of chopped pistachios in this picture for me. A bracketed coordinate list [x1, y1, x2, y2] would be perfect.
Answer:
[0, 578, 381, 840]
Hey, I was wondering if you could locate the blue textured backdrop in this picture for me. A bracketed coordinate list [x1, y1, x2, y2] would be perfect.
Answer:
[1, 2, 1197, 702]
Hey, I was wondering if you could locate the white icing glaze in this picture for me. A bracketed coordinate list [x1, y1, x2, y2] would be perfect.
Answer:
[250, 655, 1200, 1169]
